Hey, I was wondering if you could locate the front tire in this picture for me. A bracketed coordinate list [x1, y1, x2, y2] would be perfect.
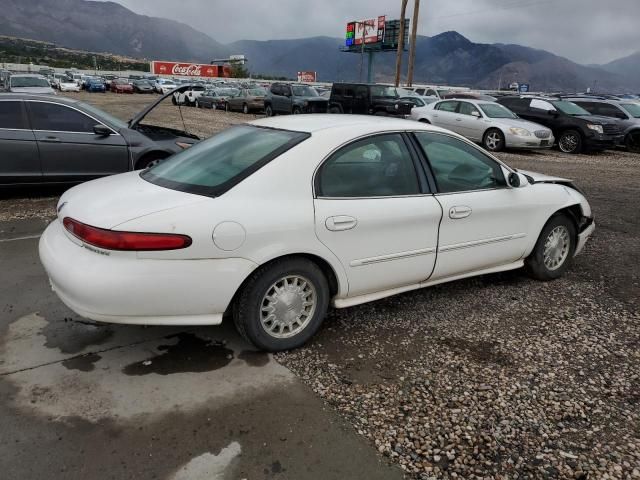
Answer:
[242, 103, 249, 114]
[265, 104, 274, 117]
[625, 132, 640, 153]
[233, 258, 329, 352]
[558, 129, 583, 154]
[525, 214, 576, 281]
[483, 129, 505, 152]
[292, 106, 301, 115]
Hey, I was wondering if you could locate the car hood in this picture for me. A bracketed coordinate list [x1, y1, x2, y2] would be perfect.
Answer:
[573, 114, 621, 125]
[57, 171, 207, 229]
[298, 96, 328, 102]
[128, 85, 190, 129]
[490, 117, 551, 132]
[11, 87, 55, 94]
[517, 170, 570, 183]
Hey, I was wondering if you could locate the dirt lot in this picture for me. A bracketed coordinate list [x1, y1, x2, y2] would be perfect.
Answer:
[1, 92, 639, 479]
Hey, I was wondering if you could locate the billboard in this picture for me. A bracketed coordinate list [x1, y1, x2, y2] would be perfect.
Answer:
[346, 16, 386, 47]
[150, 61, 229, 78]
[297, 71, 317, 83]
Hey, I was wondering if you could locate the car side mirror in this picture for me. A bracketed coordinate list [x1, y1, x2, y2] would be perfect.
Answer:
[508, 172, 528, 188]
[472, 111, 481, 118]
[547, 109, 558, 116]
[93, 124, 111, 136]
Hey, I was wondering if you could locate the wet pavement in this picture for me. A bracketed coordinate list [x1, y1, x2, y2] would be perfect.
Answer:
[0, 223, 403, 480]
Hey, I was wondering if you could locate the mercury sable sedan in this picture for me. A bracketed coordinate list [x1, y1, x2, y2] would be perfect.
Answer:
[411, 99, 554, 152]
[40, 116, 594, 351]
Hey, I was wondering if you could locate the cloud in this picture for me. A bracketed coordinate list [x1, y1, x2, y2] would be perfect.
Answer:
[104, 0, 640, 64]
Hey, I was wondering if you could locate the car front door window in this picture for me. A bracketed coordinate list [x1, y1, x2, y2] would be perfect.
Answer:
[414, 132, 505, 193]
[28, 102, 97, 133]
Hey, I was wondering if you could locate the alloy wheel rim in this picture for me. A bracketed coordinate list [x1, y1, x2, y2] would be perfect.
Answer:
[486, 132, 501, 150]
[543, 225, 570, 271]
[260, 275, 316, 339]
[559, 134, 578, 153]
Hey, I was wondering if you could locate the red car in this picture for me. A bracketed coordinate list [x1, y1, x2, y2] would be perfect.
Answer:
[111, 79, 134, 94]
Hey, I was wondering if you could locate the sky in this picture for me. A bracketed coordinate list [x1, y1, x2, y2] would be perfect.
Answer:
[104, 0, 639, 65]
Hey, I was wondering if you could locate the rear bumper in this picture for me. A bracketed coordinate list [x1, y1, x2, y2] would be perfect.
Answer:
[39, 220, 258, 326]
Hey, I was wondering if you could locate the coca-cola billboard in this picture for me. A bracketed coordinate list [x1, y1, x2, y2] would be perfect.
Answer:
[150, 61, 230, 78]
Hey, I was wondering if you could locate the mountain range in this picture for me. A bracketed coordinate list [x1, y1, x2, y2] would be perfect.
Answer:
[1, 0, 638, 92]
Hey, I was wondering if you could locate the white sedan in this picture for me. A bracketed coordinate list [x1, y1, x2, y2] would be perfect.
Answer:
[59, 80, 81, 92]
[40, 116, 595, 351]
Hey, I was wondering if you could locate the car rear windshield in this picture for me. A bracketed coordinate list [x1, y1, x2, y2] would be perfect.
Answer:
[479, 103, 517, 118]
[621, 103, 640, 118]
[141, 125, 310, 197]
[10, 76, 50, 88]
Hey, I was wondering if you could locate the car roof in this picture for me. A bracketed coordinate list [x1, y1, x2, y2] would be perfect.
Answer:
[9, 73, 47, 78]
[250, 114, 436, 134]
[0, 93, 79, 105]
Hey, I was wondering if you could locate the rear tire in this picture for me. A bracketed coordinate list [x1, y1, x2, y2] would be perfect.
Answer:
[329, 106, 341, 114]
[525, 214, 576, 281]
[558, 129, 583, 154]
[243, 103, 249, 114]
[233, 258, 329, 352]
[292, 106, 301, 115]
[483, 128, 505, 152]
[419, 118, 431, 124]
[171, 96, 177, 105]
[195, 99, 200, 108]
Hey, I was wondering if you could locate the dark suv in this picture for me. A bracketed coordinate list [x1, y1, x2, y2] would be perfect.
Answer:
[562, 97, 640, 153]
[497, 96, 624, 154]
[328, 83, 414, 117]
[264, 83, 327, 116]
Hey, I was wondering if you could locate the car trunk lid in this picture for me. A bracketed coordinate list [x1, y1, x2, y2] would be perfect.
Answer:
[56, 171, 207, 230]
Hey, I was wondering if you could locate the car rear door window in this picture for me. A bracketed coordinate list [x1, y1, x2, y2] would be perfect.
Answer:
[458, 102, 481, 116]
[27, 102, 97, 133]
[414, 132, 506, 194]
[436, 101, 459, 112]
[316, 134, 420, 198]
[0, 101, 29, 129]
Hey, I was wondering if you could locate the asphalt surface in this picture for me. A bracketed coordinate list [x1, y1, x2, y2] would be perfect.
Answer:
[0, 220, 403, 480]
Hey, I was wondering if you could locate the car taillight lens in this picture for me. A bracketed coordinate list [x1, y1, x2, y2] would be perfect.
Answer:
[63, 217, 192, 251]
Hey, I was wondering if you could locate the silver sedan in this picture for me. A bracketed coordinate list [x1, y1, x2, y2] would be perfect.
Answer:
[410, 99, 554, 152]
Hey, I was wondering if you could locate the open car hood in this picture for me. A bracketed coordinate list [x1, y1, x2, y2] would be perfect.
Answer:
[128, 85, 190, 129]
[127, 85, 199, 140]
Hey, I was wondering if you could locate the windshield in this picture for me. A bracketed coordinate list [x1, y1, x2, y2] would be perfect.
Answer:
[248, 88, 266, 96]
[292, 86, 317, 96]
[10, 76, 50, 88]
[551, 100, 591, 116]
[136, 81, 151, 86]
[141, 125, 310, 197]
[479, 103, 517, 118]
[370, 85, 398, 98]
[621, 103, 640, 118]
[79, 102, 128, 130]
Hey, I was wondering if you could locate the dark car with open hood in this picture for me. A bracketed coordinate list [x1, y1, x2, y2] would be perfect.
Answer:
[0, 86, 200, 185]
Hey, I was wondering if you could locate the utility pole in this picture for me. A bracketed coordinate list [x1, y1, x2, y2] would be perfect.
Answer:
[406, 0, 420, 87]
[394, 0, 409, 87]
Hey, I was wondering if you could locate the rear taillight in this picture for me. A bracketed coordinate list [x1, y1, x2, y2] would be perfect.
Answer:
[63, 217, 192, 251]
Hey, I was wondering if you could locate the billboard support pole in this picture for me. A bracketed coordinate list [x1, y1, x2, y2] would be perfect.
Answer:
[367, 51, 375, 83]
[407, 0, 420, 86]
[395, 0, 409, 87]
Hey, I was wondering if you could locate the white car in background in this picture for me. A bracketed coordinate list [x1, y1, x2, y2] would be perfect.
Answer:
[7, 74, 56, 95]
[58, 78, 81, 92]
[411, 99, 554, 152]
[154, 78, 178, 94]
[172, 84, 206, 106]
[40, 115, 594, 352]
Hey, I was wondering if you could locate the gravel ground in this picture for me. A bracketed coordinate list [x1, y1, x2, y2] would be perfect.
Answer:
[2, 93, 639, 479]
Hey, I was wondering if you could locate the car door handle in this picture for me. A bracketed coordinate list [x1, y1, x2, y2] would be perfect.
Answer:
[42, 136, 61, 143]
[455, 118, 462, 121]
[449, 206, 472, 219]
[325, 215, 357, 231]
